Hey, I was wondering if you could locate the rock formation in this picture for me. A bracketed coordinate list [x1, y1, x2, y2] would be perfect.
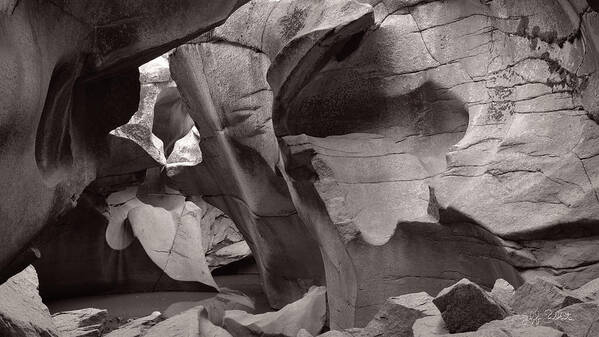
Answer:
[270, 0, 599, 328]
[33, 61, 248, 298]
[167, 0, 376, 308]
[0, 0, 248, 282]
[3, 0, 599, 335]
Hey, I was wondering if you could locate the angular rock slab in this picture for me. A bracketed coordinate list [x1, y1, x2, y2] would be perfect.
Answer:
[223, 286, 326, 337]
[279, 134, 522, 328]
[104, 311, 163, 337]
[0, 0, 248, 277]
[0, 266, 59, 337]
[52, 308, 108, 337]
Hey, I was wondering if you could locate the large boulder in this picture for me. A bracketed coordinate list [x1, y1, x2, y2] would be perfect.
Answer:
[0, 266, 59, 337]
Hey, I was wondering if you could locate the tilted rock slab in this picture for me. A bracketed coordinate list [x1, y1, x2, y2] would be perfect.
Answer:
[0, 266, 59, 337]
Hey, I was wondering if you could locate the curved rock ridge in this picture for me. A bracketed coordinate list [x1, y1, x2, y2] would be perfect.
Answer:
[0, 0, 249, 279]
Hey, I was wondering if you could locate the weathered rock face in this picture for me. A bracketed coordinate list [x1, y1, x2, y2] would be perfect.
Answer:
[167, 0, 375, 309]
[269, 0, 599, 329]
[0, 0, 248, 281]
[280, 133, 522, 327]
[33, 59, 247, 298]
[0, 266, 59, 337]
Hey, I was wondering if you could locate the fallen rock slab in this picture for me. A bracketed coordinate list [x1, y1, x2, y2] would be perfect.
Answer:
[104, 311, 163, 337]
[0, 265, 59, 337]
[512, 278, 583, 315]
[224, 286, 326, 337]
[433, 278, 508, 333]
[52, 308, 108, 337]
[362, 292, 441, 337]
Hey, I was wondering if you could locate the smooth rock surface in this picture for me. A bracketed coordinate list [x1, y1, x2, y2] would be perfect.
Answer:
[223, 286, 326, 337]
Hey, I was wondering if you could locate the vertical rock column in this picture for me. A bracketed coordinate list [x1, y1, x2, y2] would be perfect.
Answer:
[169, 43, 325, 309]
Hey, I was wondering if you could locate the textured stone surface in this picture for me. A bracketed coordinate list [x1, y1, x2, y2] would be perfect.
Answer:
[280, 133, 521, 328]
[0, 0, 248, 279]
[52, 308, 108, 337]
[433, 279, 509, 333]
[269, 0, 599, 329]
[512, 278, 583, 315]
[0, 266, 59, 337]
[223, 286, 326, 337]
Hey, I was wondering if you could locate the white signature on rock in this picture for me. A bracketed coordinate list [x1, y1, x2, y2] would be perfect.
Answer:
[521, 309, 575, 326]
